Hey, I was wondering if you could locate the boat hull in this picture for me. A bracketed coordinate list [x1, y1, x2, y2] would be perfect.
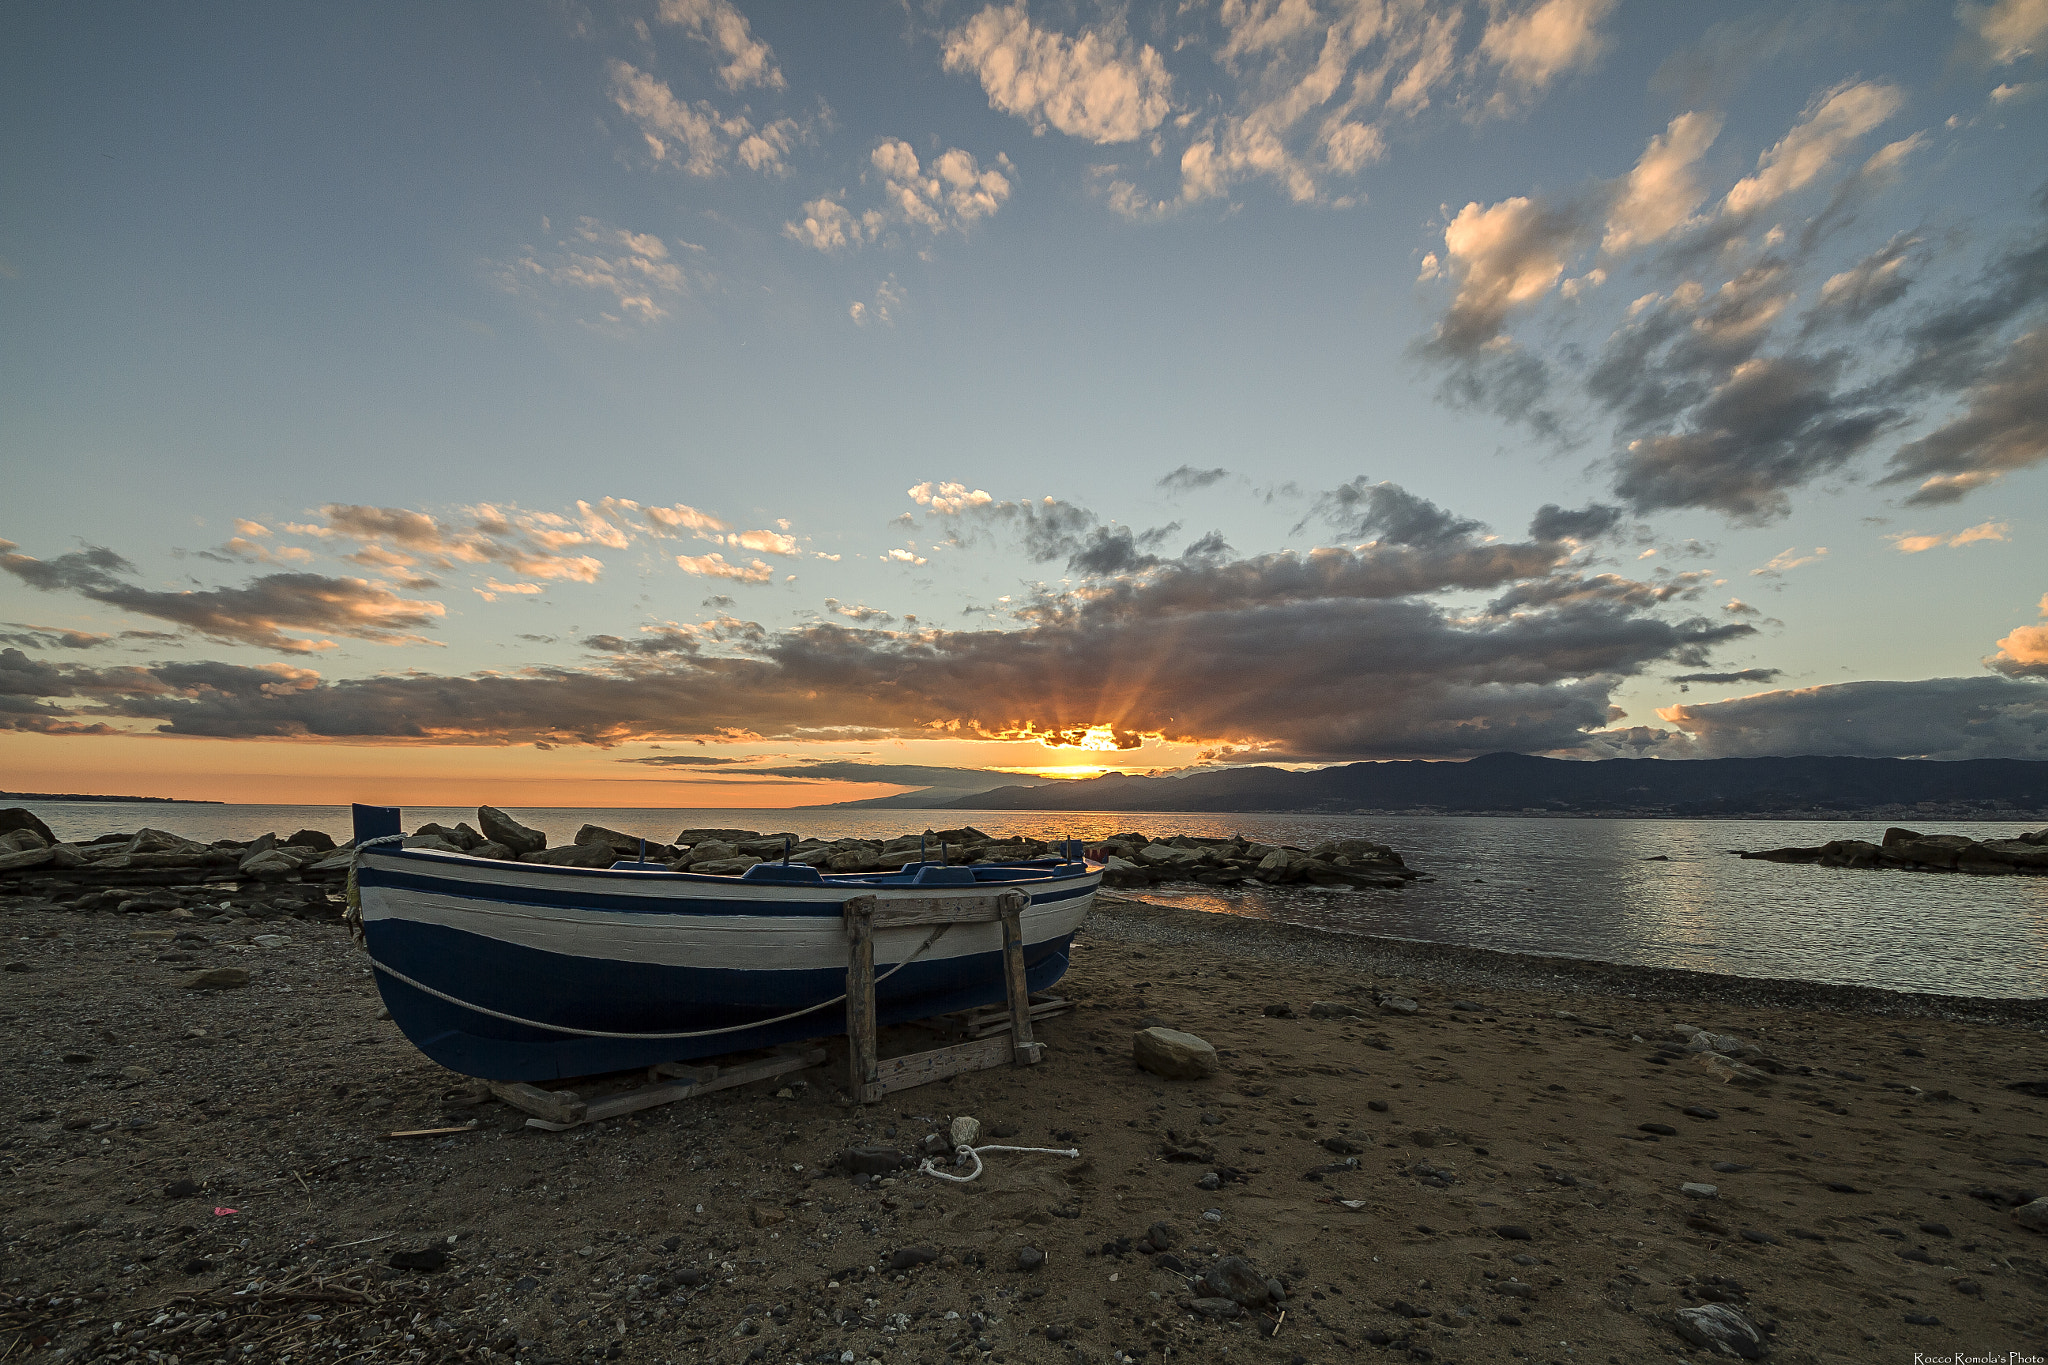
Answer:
[356, 847, 1099, 1081]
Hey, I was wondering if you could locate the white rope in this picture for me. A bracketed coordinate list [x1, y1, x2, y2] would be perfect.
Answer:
[357, 923, 952, 1040]
[917, 1142, 1081, 1184]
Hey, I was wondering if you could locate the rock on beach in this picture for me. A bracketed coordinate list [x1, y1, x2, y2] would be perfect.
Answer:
[1133, 1026, 1217, 1079]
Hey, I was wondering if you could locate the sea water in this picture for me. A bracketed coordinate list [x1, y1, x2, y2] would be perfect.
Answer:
[16, 802, 2047, 999]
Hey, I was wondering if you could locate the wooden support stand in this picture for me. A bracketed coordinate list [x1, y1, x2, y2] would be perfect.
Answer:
[488, 1046, 822, 1131]
[843, 888, 1045, 1105]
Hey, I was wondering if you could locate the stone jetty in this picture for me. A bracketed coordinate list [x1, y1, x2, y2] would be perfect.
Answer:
[1741, 824, 2048, 873]
[0, 806, 1420, 922]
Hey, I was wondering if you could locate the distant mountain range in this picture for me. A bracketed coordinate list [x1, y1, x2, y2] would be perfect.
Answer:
[909, 753, 2048, 818]
[1, 791, 220, 805]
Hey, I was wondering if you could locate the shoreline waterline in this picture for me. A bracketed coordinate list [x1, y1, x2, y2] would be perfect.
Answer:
[10, 802, 2046, 1001]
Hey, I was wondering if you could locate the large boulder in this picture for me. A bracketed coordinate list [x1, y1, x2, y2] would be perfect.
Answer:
[288, 828, 338, 852]
[1133, 1027, 1218, 1081]
[0, 808, 56, 844]
[0, 845, 56, 872]
[1968, 839, 2048, 871]
[413, 822, 479, 850]
[1309, 837, 1405, 868]
[478, 806, 547, 855]
[241, 848, 306, 881]
[574, 824, 645, 855]
[689, 856, 764, 876]
[683, 840, 740, 865]
[674, 827, 760, 846]
[0, 828, 49, 853]
[522, 842, 619, 868]
[1815, 839, 1881, 868]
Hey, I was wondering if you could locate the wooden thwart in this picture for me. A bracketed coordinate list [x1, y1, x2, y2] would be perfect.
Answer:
[489, 1047, 823, 1131]
[843, 889, 1047, 1104]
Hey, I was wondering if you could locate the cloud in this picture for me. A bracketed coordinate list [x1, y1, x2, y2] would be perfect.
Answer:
[1800, 232, 1920, 334]
[1527, 502, 1623, 542]
[644, 503, 732, 537]
[1956, 0, 2048, 66]
[1477, 0, 1616, 97]
[1157, 465, 1230, 493]
[1721, 81, 1904, 218]
[1886, 328, 2048, 504]
[656, 0, 785, 91]
[309, 501, 615, 583]
[1989, 592, 2048, 678]
[908, 481, 994, 515]
[1888, 520, 2010, 552]
[1668, 667, 1784, 685]
[1601, 111, 1723, 255]
[1304, 479, 1484, 546]
[1749, 546, 1828, 576]
[783, 142, 1012, 253]
[0, 544, 443, 654]
[496, 216, 692, 324]
[676, 553, 773, 583]
[849, 277, 903, 327]
[941, 3, 1172, 144]
[1659, 675, 2048, 759]
[1418, 190, 1609, 370]
[607, 61, 803, 177]
[3, 488, 1771, 758]
[825, 599, 895, 625]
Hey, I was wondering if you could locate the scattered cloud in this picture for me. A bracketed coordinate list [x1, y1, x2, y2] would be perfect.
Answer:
[495, 216, 693, 324]
[1669, 667, 1784, 685]
[1887, 520, 2009, 552]
[0, 544, 443, 654]
[1955, 0, 2048, 67]
[607, 61, 804, 177]
[1601, 111, 1722, 255]
[1721, 80, 1904, 217]
[1157, 465, 1230, 494]
[1749, 546, 1829, 577]
[655, 0, 785, 91]
[941, 3, 1172, 144]
[1989, 592, 2048, 678]
[787, 141, 1013, 254]
[676, 552, 774, 583]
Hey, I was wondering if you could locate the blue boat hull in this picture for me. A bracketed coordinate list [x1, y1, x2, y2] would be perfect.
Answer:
[355, 847, 1099, 1081]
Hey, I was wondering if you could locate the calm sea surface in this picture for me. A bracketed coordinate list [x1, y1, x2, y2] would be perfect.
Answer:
[18, 803, 2048, 1000]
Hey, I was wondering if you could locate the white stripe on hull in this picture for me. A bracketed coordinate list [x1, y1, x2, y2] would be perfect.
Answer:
[361, 888, 1090, 970]
[357, 850, 1096, 971]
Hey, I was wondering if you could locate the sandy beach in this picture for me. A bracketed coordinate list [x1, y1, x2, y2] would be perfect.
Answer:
[4, 886, 2045, 1365]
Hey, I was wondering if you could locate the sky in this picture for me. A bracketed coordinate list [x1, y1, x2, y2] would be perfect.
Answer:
[2, 0, 2046, 807]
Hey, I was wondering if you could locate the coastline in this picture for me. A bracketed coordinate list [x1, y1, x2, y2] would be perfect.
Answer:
[5, 883, 2046, 1363]
[1094, 893, 2048, 1027]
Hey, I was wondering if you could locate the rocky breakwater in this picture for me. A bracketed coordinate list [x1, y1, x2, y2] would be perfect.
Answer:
[0, 808, 349, 922]
[1090, 832, 1419, 891]
[1741, 824, 2048, 875]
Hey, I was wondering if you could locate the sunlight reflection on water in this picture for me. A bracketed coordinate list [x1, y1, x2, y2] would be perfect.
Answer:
[22, 803, 2047, 998]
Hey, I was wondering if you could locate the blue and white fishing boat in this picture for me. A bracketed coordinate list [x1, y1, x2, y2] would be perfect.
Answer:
[347, 807, 1101, 1082]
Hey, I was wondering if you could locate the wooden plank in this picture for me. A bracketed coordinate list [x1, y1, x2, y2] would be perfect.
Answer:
[962, 997, 1072, 1038]
[385, 1123, 478, 1139]
[850, 887, 1030, 930]
[650, 1061, 718, 1083]
[523, 1048, 825, 1131]
[1000, 904, 1036, 1064]
[845, 903, 878, 1101]
[487, 1080, 586, 1125]
[869, 1035, 1014, 1097]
